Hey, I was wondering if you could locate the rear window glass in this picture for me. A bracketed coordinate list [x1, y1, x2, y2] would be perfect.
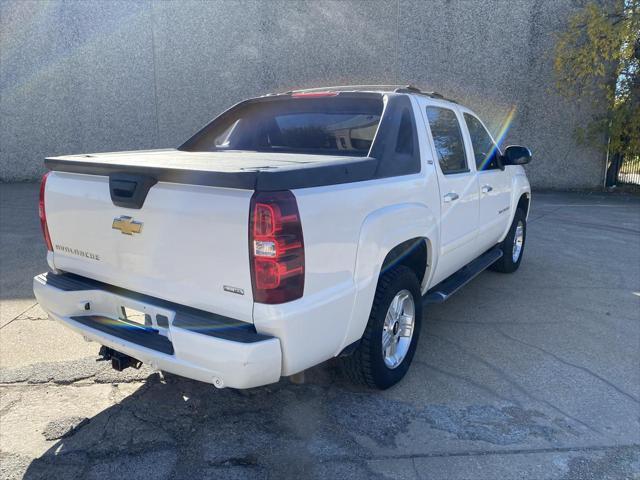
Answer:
[181, 96, 384, 157]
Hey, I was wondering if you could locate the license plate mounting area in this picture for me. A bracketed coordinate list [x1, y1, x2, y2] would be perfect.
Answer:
[119, 306, 152, 328]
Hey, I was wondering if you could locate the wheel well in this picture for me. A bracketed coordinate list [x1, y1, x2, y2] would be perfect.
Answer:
[381, 238, 427, 285]
[517, 193, 530, 217]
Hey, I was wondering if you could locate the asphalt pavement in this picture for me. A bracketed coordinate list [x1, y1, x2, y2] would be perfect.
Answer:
[0, 183, 638, 480]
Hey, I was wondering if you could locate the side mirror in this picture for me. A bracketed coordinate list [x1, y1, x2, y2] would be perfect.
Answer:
[502, 145, 532, 165]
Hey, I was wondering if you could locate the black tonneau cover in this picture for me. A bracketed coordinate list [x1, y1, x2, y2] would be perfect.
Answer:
[45, 149, 379, 191]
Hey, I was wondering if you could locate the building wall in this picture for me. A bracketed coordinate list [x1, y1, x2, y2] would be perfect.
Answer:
[0, 0, 608, 188]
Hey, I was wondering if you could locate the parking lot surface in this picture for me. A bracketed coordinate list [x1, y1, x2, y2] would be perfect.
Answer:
[0, 184, 638, 480]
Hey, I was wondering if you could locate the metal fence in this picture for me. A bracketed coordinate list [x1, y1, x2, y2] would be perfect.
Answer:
[606, 154, 640, 186]
[617, 155, 640, 185]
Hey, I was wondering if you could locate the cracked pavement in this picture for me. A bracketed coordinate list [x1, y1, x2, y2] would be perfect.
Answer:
[0, 184, 639, 479]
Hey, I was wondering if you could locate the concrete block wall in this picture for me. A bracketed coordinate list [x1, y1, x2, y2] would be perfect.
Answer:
[0, 0, 608, 188]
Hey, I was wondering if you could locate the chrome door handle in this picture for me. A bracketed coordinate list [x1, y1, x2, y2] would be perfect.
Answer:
[443, 192, 459, 203]
[481, 185, 493, 193]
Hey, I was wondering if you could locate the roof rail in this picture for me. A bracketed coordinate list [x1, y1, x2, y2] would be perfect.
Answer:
[393, 85, 457, 103]
[284, 85, 406, 94]
[275, 84, 457, 103]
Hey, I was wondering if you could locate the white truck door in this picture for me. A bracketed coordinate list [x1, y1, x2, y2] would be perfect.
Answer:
[461, 112, 512, 249]
[421, 102, 480, 284]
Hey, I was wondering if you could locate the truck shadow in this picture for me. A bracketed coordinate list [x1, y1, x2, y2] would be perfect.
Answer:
[22, 362, 399, 479]
[20, 312, 458, 479]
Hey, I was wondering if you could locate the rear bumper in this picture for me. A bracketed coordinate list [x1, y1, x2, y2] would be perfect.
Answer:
[33, 272, 282, 389]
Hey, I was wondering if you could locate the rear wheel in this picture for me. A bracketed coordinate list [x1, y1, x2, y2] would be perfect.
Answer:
[490, 208, 526, 273]
[342, 266, 422, 389]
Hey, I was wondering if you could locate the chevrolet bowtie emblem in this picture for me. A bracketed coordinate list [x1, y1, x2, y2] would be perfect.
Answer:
[112, 215, 143, 235]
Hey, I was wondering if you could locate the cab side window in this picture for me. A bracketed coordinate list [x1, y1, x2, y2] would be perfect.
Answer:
[463, 113, 500, 171]
[425, 107, 468, 174]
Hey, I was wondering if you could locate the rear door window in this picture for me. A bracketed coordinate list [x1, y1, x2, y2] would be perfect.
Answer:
[425, 107, 469, 174]
[182, 96, 384, 157]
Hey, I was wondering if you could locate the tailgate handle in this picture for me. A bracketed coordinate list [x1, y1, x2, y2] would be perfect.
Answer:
[112, 180, 137, 198]
[109, 173, 157, 209]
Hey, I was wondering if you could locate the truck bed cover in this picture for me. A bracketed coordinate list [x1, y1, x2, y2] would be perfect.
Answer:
[45, 149, 379, 191]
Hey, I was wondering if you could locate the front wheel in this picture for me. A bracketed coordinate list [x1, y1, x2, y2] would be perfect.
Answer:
[490, 208, 526, 273]
[341, 266, 422, 389]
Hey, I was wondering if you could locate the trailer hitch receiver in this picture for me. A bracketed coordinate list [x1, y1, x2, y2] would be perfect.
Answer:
[99, 346, 142, 371]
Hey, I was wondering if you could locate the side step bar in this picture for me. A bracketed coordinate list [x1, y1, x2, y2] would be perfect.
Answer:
[423, 247, 503, 304]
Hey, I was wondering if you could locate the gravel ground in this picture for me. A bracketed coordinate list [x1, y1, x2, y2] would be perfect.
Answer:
[0, 184, 638, 479]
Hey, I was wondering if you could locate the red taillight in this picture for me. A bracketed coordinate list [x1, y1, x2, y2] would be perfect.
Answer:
[249, 190, 304, 304]
[39, 172, 53, 252]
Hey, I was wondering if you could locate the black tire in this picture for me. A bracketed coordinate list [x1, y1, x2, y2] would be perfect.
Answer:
[341, 266, 422, 389]
[490, 208, 526, 273]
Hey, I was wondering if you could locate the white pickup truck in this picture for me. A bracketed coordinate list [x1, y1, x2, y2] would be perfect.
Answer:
[34, 85, 531, 390]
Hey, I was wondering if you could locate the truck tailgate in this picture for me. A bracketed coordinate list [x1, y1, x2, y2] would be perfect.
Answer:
[45, 171, 254, 322]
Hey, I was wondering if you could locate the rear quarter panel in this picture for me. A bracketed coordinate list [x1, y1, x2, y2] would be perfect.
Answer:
[253, 174, 433, 374]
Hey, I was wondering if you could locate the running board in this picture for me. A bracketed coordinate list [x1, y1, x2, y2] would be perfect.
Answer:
[423, 247, 503, 304]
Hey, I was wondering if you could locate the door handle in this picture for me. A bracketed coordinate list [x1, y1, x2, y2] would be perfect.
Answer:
[443, 192, 459, 203]
[481, 185, 493, 194]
